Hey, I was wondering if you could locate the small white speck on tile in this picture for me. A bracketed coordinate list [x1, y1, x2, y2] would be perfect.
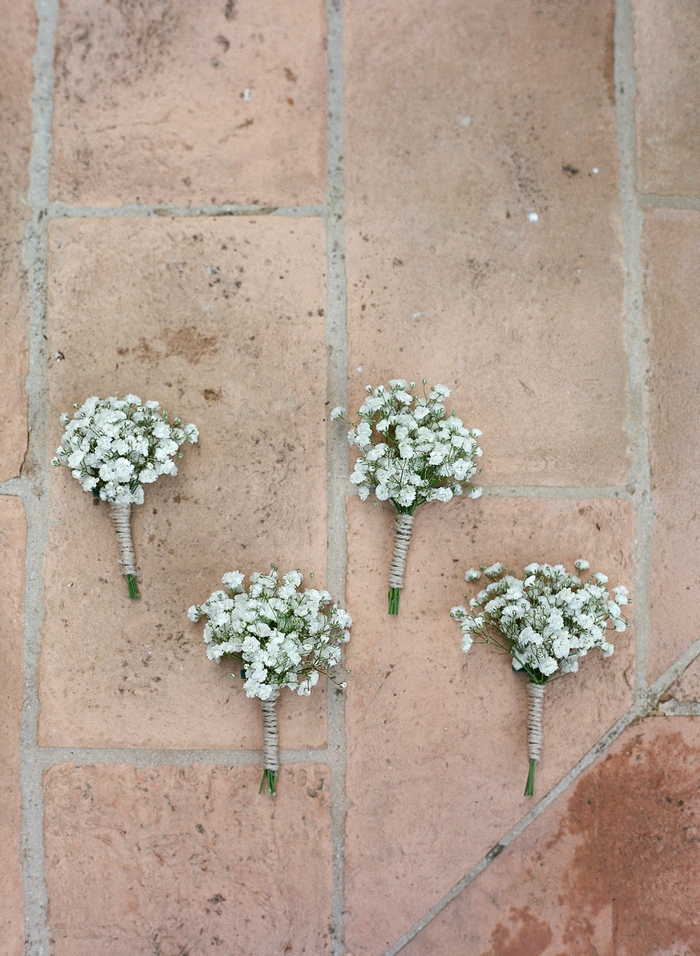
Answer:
[243, 88, 251, 101]
[528, 212, 539, 223]
[357, 366, 363, 372]
[460, 115, 471, 127]
[67, 582, 73, 588]
[413, 312, 422, 318]
[592, 167, 599, 174]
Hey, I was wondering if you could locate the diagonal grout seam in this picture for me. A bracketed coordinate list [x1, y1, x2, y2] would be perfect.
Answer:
[616, 0, 652, 698]
[384, 635, 700, 956]
[324, 0, 348, 953]
[22, 1, 58, 954]
[47, 201, 325, 219]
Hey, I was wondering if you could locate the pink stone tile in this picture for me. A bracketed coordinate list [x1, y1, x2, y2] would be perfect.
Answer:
[0, 0, 34, 481]
[403, 718, 700, 955]
[51, 0, 327, 207]
[345, 0, 629, 488]
[44, 762, 332, 956]
[40, 216, 329, 749]
[344, 495, 634, 955]
[0, 496, 26, 956]
[666, 657, 700, 703]
[634, 0, 700, 195]
[644, 211, 700, 684]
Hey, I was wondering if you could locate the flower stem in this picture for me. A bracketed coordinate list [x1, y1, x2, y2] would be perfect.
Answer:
[126, 573, 140, 600]
[259, 768, 277, 795]
[524, 758, 536, 797]
[388, 586, 400, 615]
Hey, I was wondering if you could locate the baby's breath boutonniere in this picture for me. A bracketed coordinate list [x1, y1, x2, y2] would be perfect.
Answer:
[189, 568, 351, 795]
[52, 395, 198, 598]
[451, 560, 631, 796]
[333, 380, 482, 614]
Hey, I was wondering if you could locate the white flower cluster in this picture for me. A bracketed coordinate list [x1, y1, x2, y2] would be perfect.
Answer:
[331, 380, 482, 510]
[451, 560, 630, 681]
[188, 568, 352, 700]
[52, 395, 199, 504]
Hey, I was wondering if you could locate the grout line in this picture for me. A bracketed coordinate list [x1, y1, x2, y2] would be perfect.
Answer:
[615, 0, 652, 697]
[47, 201, 325, 219]
[324, 0, 348, 953]
[384, 634, 700, 956]
[481, 485, 631, 499]
[22, 1, 57, 954]
[637, 194, 700, 210]
[36, 746, 331, 769]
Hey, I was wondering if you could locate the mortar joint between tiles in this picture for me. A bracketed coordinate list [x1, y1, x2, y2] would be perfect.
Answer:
[614, 0, 653, 700]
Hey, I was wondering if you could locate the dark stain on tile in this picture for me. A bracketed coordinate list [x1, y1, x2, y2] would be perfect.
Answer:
[480, 906, 553, 956]
[559, 727, 700, 953]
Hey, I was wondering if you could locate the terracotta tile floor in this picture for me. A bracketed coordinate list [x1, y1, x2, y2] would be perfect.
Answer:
[2, 0, 700, 954]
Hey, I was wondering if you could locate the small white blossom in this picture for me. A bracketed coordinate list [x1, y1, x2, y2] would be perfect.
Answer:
[451, 559, 631, 682]
[52, 395, 198, 504]
[189, 568, 351, 700]
[333, 380, 482, 511]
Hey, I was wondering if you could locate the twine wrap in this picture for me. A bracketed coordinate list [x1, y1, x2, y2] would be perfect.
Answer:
[526, 681, 545, 762]
[109, 503, 137, 578]
[261, 688, 280, 775]
[388, 513, 415, 589]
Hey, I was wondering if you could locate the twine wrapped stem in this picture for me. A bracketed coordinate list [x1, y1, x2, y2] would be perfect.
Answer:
[388, 512, 415, 615]
[524, 680, 545, 797]
[109, 503, 140, 599]
[259, 688, 280, 795]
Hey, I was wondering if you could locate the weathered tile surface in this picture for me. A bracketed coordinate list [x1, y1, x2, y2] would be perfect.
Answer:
[645, 211, 700, 684]
[344, 0, 629, 488]
[344, 495, 634, 955]
[44, 762, 332, 956]
[0, 0, 34, 481]
[51, 0, 327, 207]
[403, 718, 700, 955]
[40, 216, 329, 749]
[0, 496, 26, 956]
[634, 0, 700, 195]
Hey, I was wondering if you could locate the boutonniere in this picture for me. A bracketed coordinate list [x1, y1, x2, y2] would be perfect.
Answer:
[52, 395, 198, 598]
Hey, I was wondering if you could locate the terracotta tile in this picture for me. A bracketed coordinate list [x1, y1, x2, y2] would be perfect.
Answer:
[0, 496, 26, 956]
[644, 211, 700, 684]
[665, 657, 700, 704]
[344, 0, 629, 488]
[40, 216, 329, 749]
[0, 0, 34, 481]
[403, 718, 700, 955]
[51, 0, 327, 207]
[44, 762, 332, 956]
[634, 0, 700, 195]
[344, 495, 634, 955]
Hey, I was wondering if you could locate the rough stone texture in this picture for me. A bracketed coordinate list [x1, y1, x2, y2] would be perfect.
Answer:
[0, 496, 26, 956]
[645, 211, 700, 684]
[344, 495, 634, 956]
[403, 718, 700, 955]
[666, 657, 700, 704]
[51, 0, 327, 207]
[634, 0, 700, 195]
[40, 216, 329, 749]
[344, 0, 629, 488]
[0, 0, 34, 481]
[44, 762, 332, 956]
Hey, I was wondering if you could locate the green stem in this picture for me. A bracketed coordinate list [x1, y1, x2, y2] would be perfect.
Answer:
[388, 586, 400, 615]
[259, 768, 277, 796]
[126, 574, 140, 600]
[524, 758, 536, 797]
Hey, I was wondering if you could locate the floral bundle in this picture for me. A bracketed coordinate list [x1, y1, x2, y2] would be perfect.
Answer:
[52, 395, 198, 598]
[332, 380, 482, 614]
[451, 560, 630, 796]
[188, 568, 351, 795]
